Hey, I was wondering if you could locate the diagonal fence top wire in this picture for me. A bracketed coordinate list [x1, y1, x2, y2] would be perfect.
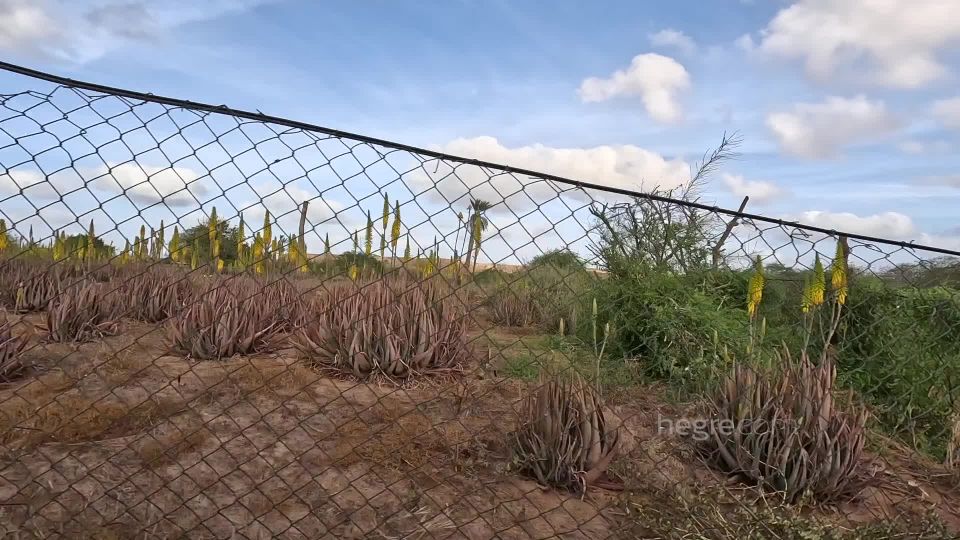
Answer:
[2, 60, 958, 259]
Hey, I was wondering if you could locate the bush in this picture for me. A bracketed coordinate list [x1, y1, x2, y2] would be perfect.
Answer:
[591, 271, 749, 386]
[46, 282, 123, 342]
[168, 277, 283, 359]
[512, 373, 619, 492]
[524, 250, 597, 333]
[292, 280, 470, 379]
[839, 280, 960, 456]
[487, 286, 541, 327]
[700, 351, 867, 504]
[330, 252, 383, 278]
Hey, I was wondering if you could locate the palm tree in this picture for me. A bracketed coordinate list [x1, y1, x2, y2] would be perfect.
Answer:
[462, 198, 493, 274]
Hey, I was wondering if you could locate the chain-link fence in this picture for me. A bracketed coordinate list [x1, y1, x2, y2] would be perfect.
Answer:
[1, 63, 959, 539]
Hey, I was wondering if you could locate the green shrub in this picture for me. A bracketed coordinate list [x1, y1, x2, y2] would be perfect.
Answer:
[329, 252, 383, 277]
[524, 250, 597, 333]
[840, 280, 960, 457]
[589, 270, 749, 388]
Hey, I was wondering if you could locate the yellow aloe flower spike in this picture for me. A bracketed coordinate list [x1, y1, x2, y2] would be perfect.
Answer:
[747, 255, 765, 318]
[811, 254, 825, 307]
[830, 240, 848, 305]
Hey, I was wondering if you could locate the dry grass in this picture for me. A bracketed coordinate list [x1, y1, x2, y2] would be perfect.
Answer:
[324, 395, 506, 478]
[620, 486, 951, 539]
[0, 379, 189, 453]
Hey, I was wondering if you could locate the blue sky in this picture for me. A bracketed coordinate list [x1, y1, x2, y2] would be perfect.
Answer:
[1, 0, 959, 265]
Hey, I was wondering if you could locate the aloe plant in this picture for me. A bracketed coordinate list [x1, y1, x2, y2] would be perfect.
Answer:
[0, 259, 69, 312]
[0, 310, 28, 381]
[488, 287, 541, 327]
[123, 268, 194, 322]
[700, 349, 867, 503]
[168, 277, 283, 359]
[513, 373, 619, 493]
[292, 280, 470, 378]
[46, 282, 122, 342]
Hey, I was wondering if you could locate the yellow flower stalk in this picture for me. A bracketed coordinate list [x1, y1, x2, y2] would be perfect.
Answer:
[237, 217, 246, 268]
[169, 227, 180, 263]
[747, 255, 765, 318]
[811, 254, 825, 307]
[138, 225, 147, 260]
[253, 233, 265, 274]
[155, 221, 165, 260]
[801, 276, 813, 313]
[208, 207, 220, 273]
[391, 201, 401, 255]
[262, 209, 272, 262]
[0, 219, 7, 252]
[86, 220, 96, 263]
[830, 240, 848, 305]
[380, 193, 389, 258]
[191, 238, 200, 270]
[364, 211, 373, 257]
[349, 264, 358, 281]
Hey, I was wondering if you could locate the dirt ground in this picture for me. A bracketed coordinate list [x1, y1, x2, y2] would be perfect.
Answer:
[0, 314, 958, 539]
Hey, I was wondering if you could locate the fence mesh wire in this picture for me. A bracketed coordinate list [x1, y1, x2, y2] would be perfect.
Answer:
[1, 64, 959, 539]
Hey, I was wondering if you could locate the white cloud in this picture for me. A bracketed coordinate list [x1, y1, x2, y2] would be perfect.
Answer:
[1, 169, 54, 199]
[0, 168, 94, 199]
[0, 0, 277, 62]
[415, 136, 690, 212]
[648, 29, 697, 55]
[0, 1, 62, 55]
[766, 95, 898, 159]
[931, 97, 960, 129]
[93, 163, 209, 207]
[578, 53, 691, 123]
[721, 173, 784, 204]
[752, 0, 960, 88]
[240, 184, 348, 239]
[795, 210, 916, 239]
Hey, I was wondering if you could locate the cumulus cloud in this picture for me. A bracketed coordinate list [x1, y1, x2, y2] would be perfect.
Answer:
[795, 210, 916, 239]
[932, 97, 960, 129]
[239, 183, 349, 243]
[750, 0, 960, 88]
[766, 95, 898, 159]
[721, 173, 784, 204]
[0, 1, 63, 55]
[648, 29, 696, 55]
[578, 53, 691, 123]
[415, 136, 691, 212]
[93, 163, 209, 207]
[0, 0, 277, 62]
[0, 167, 96, 200]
